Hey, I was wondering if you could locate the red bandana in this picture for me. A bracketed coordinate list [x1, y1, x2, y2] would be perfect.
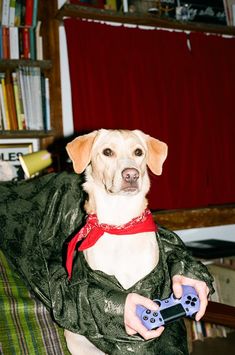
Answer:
[66, 208, 157, 279]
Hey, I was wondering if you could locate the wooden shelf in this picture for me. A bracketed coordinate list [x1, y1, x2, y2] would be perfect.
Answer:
[0, 59, 52, 71]
[153, 205, 235, 230]
[56, 3, 235, 36]
[203, 301, 235, 329]
[0, 130, 54, 139]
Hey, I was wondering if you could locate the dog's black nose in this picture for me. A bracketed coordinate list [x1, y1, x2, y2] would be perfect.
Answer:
[122, 168, 139, 183]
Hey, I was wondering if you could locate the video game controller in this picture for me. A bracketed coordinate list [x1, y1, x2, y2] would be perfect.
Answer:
[136, 285, 200, 330]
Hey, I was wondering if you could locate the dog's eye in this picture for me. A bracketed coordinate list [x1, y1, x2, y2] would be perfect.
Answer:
[134, 148, 143, 157]
[103, 148, 113, 157]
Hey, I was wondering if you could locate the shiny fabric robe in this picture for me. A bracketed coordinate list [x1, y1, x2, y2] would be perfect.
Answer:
[0, 172, 214, 354]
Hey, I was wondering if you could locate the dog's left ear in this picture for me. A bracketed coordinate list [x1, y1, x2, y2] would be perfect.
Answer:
[66, 131, 98, 173]
[146, 136, 168, 176]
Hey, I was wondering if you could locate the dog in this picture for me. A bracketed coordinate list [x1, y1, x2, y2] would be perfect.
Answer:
[64, 129, 210, 355]
[64, 129, 168, 354]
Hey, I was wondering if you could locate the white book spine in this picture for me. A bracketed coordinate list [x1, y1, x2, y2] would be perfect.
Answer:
[9, 27, 19, 60]
[45, 78, 51, 130]
[9, 0, 16, 26]
[2, 0, 10, 26]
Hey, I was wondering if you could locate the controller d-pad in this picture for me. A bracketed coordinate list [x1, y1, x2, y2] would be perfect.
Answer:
[185, 300, 191, 305]
[192, 297, 197, 302]
[187, 296, 192, 301]
[191, 302, 195, 307]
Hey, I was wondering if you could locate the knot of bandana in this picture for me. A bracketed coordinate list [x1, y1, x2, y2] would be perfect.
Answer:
[66, 208, 157, 279]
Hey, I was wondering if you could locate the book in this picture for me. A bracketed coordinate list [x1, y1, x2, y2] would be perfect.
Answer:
[9, 27, 19, 59]
[223, 0, 235, 25]
[44, 77, 51, 130]
[14, 0, 22, 25]
[25, 0, 33, 26]
[35, 20, 43, 60]
[185, 239, 235, 259]
[29, 27, 36, 60]
[5, 73, 18, 130]
[1, 0, 10, 26]
[22, 27, 30, 59]
[20, 0, 26, 26]
[9, 0, 16, 26]
[0, 73, 11, 129]
[12, 71, 25, 129]
[0, 78, 8, 130]
[32, 0, 38, 27]
[2, 27, 10, 59]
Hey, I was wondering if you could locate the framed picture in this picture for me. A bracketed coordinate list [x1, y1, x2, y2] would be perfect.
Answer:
[0, 138, 40, 181]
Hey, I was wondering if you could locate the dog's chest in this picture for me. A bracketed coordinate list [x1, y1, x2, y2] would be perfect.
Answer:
[83, 232, 159, 290]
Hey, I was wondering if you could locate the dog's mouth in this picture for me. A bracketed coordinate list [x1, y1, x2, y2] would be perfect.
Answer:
[106, 182, 139, 195]
[120, 180, 139, 194]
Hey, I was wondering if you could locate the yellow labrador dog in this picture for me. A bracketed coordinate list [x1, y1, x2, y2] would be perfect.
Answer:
[64, 129, 168, 354]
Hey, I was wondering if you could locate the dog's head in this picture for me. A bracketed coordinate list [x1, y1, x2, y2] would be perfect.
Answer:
[66, 129, 167, 196]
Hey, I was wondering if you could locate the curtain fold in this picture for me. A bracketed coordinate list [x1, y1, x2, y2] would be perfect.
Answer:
[64, 19, 235, 210]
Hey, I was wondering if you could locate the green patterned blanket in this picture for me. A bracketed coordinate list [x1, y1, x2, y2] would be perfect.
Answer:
[0, 250, 69, 355]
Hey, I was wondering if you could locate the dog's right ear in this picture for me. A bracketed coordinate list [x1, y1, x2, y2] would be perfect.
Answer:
[66, 131, 98, 173]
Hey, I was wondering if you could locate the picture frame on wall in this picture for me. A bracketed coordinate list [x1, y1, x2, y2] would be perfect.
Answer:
[0, 138, 40, 181]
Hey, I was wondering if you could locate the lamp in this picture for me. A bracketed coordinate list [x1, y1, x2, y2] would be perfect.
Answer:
[19, 150, 52, 178]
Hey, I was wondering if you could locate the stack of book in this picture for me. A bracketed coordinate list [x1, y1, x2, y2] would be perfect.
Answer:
[0, 0, 43, 60]
[0, 66, 50, 131]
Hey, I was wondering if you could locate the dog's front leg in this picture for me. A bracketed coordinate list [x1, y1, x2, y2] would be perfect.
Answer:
[64, 330, 106, 355]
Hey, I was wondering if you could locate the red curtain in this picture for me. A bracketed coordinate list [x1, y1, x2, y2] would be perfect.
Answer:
[64, 19, 235, 210]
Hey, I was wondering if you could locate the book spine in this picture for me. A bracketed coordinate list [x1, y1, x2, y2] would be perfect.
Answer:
[22, 27, 30, 59]
[20, 0, 26, 26]
[18, 66, 29, 129]
[0, 27, 2, 59]
[45, 77, 51, 130]
[29, 27, 35, 60]
[0, 77, 8, 130]
[35, 20, 43, 60]
[0, 74, 11, 129]
[25, 0, 33, 27]
[32, 0, 38, 27]
[9, 0, 16, 26]
[2, 27, 10, 60]
[9, 27, 19, 60]
[15, 69, 26, 129]
[12, 72, 23, 129]
[5, 73, 18, 130]
[14, 0, 21, 26]
[1, 0, 10, 27]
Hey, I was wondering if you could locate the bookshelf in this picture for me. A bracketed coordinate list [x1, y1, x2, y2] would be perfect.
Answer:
[0, 0, 63, 149]
[153, 206, 235, 352]
[56, 2, 235, 36]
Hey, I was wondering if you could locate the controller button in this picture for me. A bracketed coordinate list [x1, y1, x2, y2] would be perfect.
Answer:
[186, 308, 189, 312]
[153, 312, 158, 317]
[165, 300, 169, 303]
[143, 316, 148, 320]
[185, 300, 190, 305]
[192, 297, 197, 302]
[146, 309, 151, 314]
[159, 318, 162, 322]
[150, 318, 156, 323]
[187, 296, 192, 300]
[155, 301, 161, 307]
[191, 302, 195, 307]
